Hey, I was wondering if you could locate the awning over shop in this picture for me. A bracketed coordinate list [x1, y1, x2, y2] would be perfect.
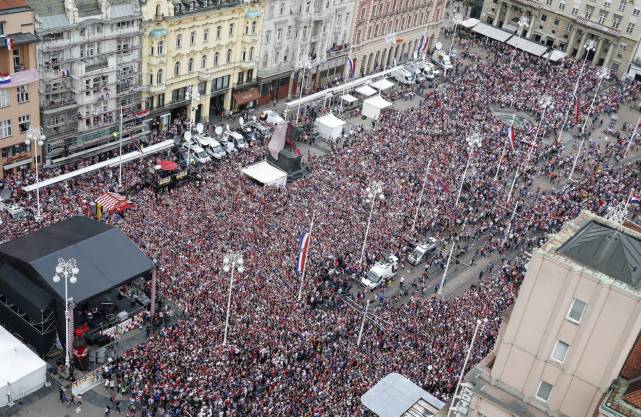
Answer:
[459, 18, 479, 29]
[507, 36, 547, 56]
[355, 85, 377, 97]
[543, 49, 568, 62]
[362, 95, 392, 120]
[340, 94, 358, 103]
[95, 192, 131, 213]
[241, 161, 287, 187]
[472, 23, 513, 42]
[315, 113, 346, 139]
[370, 78, 395, 91]
[234, 87, 260, 105]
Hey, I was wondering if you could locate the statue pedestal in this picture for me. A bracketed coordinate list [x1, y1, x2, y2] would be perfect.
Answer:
[267, 148, 305, 182]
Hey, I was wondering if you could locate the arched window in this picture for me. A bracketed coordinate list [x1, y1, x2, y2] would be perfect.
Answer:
[226, 48, 232, 63]
[214, 52, 219, 66]
[242, 49, 247, 61]
[155, 4, 161, 17]
[251, 21, 257, 33]
[156, 69, 163, 84]
[158, 40, 164, 54]
[174, 61, 180, 76]
[201, 55, 207, 69]
[249, 47, 254, 60]
[188, 58, 194, 72]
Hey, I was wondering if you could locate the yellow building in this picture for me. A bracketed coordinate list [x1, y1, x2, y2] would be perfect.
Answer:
[141, 0, 262, 129]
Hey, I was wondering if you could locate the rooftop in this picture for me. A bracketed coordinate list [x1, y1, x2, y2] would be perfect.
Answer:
[26, 0, 133, 18]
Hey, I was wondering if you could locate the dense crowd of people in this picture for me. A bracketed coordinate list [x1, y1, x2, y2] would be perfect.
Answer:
[2, 33, 641, 416]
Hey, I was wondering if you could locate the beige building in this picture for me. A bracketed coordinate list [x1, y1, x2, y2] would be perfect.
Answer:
[480, 0, 641, 78]
[0, 0, 40, 178]
[458, 210, 641, 417]
[349, 0, 445, 77]
[141, 0, 263, 129]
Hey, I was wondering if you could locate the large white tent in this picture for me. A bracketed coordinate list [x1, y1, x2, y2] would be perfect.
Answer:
[370, 78, 395, 92]
[507, 36, 547, 56]
[355, 85, 377, 97]
[362, 95, 392, 120]
[0, 326, 46, 408]
[315, 113, 346, 140]
[472, 22, 512, 42]
[241, 161, 287, 187]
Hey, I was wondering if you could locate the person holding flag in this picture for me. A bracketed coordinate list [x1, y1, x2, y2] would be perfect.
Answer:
[296, 213, 315, 301]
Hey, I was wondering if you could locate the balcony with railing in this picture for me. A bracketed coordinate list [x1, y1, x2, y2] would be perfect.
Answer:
[326, 43, 350, 58]
[84, 58, 109, 73]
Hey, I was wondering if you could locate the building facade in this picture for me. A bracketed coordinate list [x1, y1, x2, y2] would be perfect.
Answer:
[349, 0, 445, 77]
[141, 0, 262, 128]
[460, 211, 641, 417]
[27, 0, 147, 166]
[0, 0, 40, 178]
[256, 0, 354, 106]
[480, 0, 641, 78]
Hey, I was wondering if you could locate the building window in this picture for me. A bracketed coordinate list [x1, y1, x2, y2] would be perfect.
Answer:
[551, 340, 569, 362]
[237, 71, 244, 84]
[252, 21, 257, 34]
[0, 120, 11, 138]
[156, 69, 163, 84]
[174, 61, 181, 76]
[204, 28, 209, 42]
[226, 49, 232, 63]
[541, 14, 547, 21]
[613, 15, 621, 28]
[545, 0, 552, 6]
[567, 298, 587, 323]
[559, 2, 565, 10]
[626, 22, 635, 34]
[277, 28, 282, 40]
[217, 25, 222, 39]
[158, 40, 164, 54]
[158, 93, 165, 107]
[585, 5, 594, 18]
[242, 49, 247, 61]
[229, 23, 235, 36]
[190, 31, 196, 45]
[0, 89, 9, 108]
[17, 86, 29, 104]
[176, 34, 182, 48]
[265, 30, 271, 43]
[571, 6, 578, 14]
[0, 22, 4, 36]
[618, 0, 626, 11]
[634, 7, 640, 15]
[18, 114, 30, 133]
[598, 10, 608, 24]
[553, 18, 560, 26]
[249, 46, 254, 60]
[188, 58, 194, 73]
[536, 381, 553, 402]
[214, 52, 219, 66]
[566, 23, 573, 31]
[201, 55, 207, 69]
[620, 42, 627, 50]
[247, 69, 253, 81]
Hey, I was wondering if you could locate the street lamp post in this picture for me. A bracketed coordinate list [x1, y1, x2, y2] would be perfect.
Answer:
[222, 253, 244, 346]
[624, 115, 641, 157]
[455, 132, 482, 207]
[568, 66, 609, 180]
[356, 298, 370, 346]
[25, 127, 46, 221]
[53, 258, 79, 377]
[447, 318, 488, 417]
[556, 40, 595, 144]
[506, 95, 553, 203]
[295, 59, 314, 123]
[360, 181, 385, 266]
[508, 16, 530, 70]
[438, 218, 466, 295]
[448, 14, 463, 56]
[185, 86, 201, 166]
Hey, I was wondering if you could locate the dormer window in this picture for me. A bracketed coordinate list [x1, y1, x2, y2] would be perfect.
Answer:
[175, 4, 181, 13]
[190, 1, 197, 11]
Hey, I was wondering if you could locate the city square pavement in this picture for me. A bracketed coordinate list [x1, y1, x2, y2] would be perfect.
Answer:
[5, 34, 641, 417]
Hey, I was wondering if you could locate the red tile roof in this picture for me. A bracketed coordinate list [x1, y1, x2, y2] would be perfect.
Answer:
[0, 0, 28, 11]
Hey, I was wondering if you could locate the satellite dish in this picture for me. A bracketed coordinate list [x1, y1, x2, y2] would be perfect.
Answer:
[215, 126, 223, 135]
[252, 115, 257, 121]
[435, 41, 443, 51]
[184, 131, 192, 141]
[196, 123, 204, 134]
[226, 124, 230, 132]
[239, 116, 244, 126]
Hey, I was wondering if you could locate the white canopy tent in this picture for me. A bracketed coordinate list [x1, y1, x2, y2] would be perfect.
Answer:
[543, 49, 568, 62]
[370, 78, 395, 92]
[241, 161, 287, 187]
[361, 373, 445, 417]
[472, 23, 513, 42]
[315, 113, 346, 140]
[459, 18, 479, 29]
[340, 94, 358, 104]
[355, 85, 377, 97]
[362, 95, 392, 120]
[507, 36, 547, 56]
[0, 326, 46, 408]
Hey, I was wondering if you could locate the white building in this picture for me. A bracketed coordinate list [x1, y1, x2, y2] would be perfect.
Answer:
[28, 0, 147, 165]
[256, 0, 355, 105]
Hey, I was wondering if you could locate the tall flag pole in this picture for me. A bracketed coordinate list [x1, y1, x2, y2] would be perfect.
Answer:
[495, 113, 516, 181]
[297, 212, 316, 301]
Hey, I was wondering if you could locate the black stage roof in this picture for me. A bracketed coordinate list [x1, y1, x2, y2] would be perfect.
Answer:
[0, 216, 153, 303]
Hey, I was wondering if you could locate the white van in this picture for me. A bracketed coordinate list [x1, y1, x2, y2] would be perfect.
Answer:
[182, 143, 211, 164]
[391, 69, 415, 85]
[196, 135, 226, 160]
[432, 50, 453, 71]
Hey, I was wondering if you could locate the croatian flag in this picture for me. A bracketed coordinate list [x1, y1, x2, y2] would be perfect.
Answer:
[0, 73, 10, 84]
[416, 35, 425, 54]
[575, 94, 580, 124]
[296, 231, 311, 274]
[507, 126, 515, 148]
[430, 174, 450, 193]
[347, 57, 355, 79]
[630, 195, 641, 206]
[2, 36, 13, 51]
